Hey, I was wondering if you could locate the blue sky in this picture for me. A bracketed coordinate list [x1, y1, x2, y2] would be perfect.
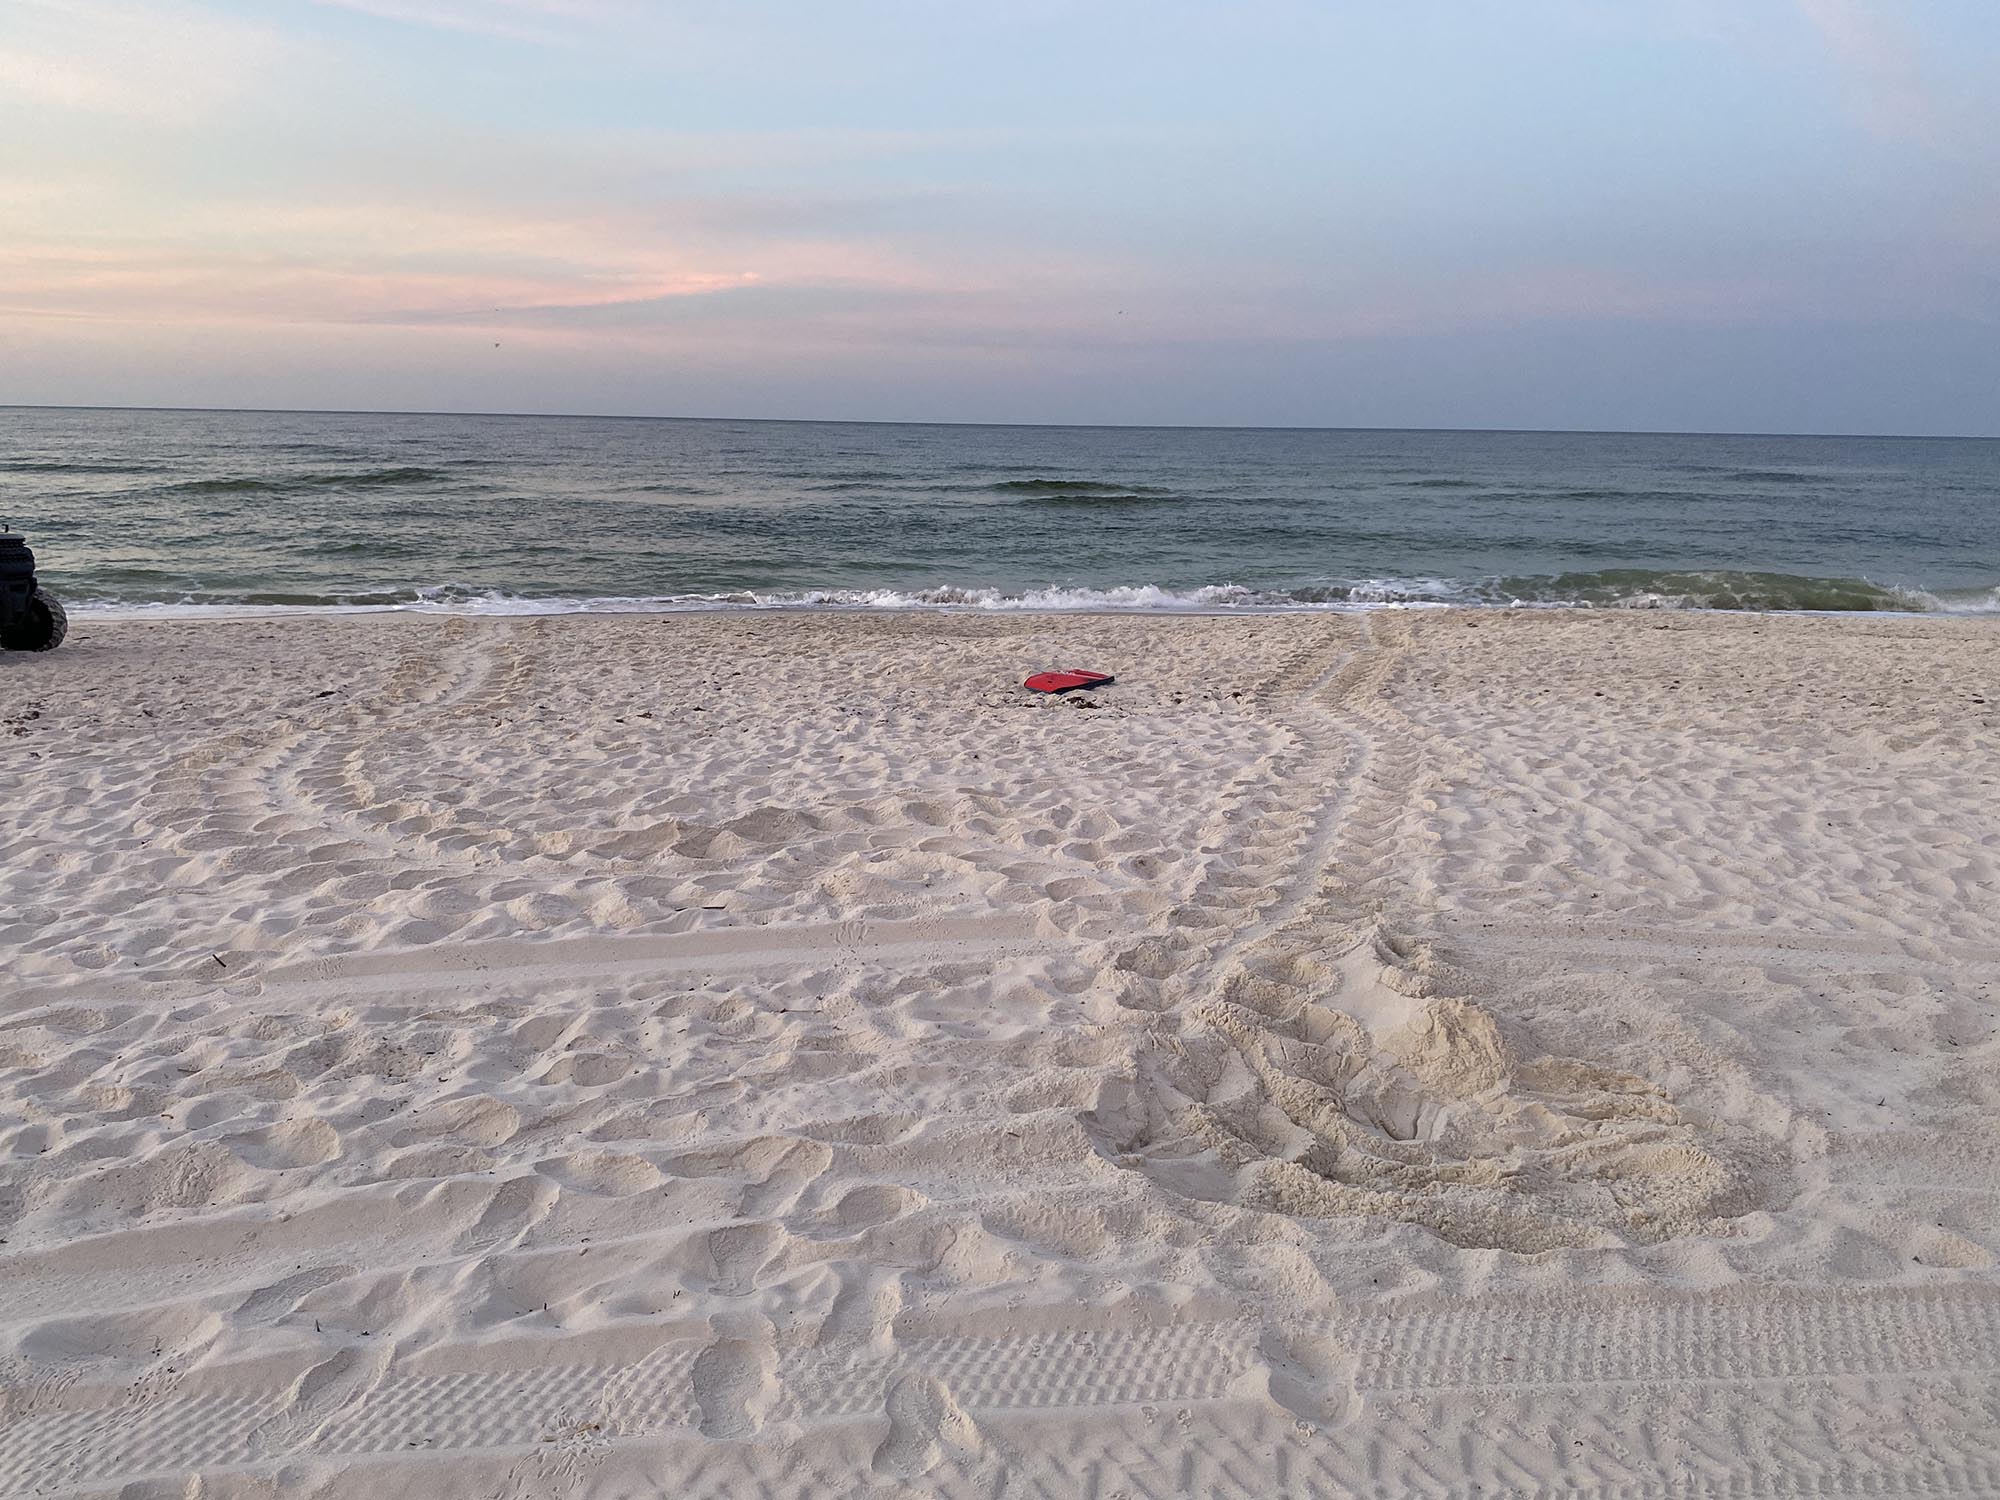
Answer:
[2, 0, 1995, 432]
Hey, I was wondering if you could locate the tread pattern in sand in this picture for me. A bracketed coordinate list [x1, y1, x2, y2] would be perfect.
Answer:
[1080, 614, 1789, 1251]
[4, 1286, 1997, 1495]
[6, 609, 1998, 1499]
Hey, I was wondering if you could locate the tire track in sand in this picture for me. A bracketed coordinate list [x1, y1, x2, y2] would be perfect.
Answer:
[5, 1282, 1995, 1497]
[1080, 612, 1793, 1251]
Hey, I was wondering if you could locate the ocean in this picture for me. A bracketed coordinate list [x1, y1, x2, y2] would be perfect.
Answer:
[3, 406, 1995, 616]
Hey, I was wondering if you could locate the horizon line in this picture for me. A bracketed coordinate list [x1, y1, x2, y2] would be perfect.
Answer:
[2, 402, 1994, 443]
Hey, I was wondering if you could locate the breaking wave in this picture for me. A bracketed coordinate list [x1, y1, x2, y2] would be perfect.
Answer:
[159, 467, 451, 495]
[65, 569, 2000, 619]
[1012, 491, 1188, 508]
[0, 459, 166, 475]
[991, 479, 1174, 496]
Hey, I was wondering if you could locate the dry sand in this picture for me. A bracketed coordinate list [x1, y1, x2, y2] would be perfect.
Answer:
[2, 607, 1998, 1498]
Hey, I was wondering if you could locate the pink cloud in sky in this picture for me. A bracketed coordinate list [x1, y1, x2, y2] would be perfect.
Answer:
[2, 0, 1993, 427]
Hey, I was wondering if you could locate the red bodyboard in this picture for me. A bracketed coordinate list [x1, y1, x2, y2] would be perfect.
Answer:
[1024, 669, 1115, 694]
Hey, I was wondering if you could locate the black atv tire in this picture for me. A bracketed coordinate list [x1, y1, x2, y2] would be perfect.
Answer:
[1, 588, 66, 652]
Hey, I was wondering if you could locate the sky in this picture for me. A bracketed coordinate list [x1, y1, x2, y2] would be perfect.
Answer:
[2, 0, 1996, 433]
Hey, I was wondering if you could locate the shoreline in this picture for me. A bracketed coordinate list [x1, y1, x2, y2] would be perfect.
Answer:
[55, 595, 2000, 624]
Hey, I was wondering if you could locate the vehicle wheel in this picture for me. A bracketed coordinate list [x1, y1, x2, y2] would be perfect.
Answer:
[2, 588, 66, 651]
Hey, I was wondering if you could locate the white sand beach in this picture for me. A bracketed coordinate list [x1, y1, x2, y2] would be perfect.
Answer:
[3, 607, 1999, 1498]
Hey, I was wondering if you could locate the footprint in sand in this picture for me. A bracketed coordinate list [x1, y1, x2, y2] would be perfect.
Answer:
[1254, 1325, 1359, 1429]
[872, 1372, 982, 1480]
[233, 1264, 355, 1324]
[827, 1183, 924, 1233]
[689, 1337, 777, 1439]
[249, 1342, 392, 1456]
[707, 1222, 784, 1295]
[456, 1173, 559, 1253]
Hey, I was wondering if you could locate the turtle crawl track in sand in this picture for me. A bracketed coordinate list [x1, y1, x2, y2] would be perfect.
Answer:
[2, 608, 1997, 1498]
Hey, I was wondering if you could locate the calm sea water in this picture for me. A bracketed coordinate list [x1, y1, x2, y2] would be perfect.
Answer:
[4, 406, 1996, 615]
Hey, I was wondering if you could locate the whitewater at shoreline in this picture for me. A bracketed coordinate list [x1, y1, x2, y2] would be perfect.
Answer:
[13, 408, 1998, 626]
[3, 607, 1999, 1497]
[60, 572, 2000, 621]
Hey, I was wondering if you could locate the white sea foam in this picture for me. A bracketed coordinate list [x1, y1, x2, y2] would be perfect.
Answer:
[62, 574, 2000, 621]
[69, 582, 1424, 620]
